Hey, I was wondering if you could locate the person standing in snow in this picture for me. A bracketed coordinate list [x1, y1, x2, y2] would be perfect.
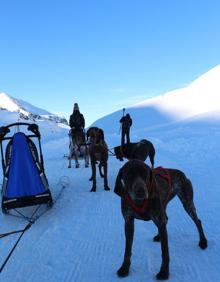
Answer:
[119, 111, 132, 146]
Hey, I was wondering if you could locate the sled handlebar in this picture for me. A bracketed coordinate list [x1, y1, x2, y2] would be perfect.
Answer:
[0, 123, 40, 140]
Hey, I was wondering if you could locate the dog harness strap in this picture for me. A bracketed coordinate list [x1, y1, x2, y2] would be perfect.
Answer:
[125, 194, 149, 214]
[154, 167, 171, 186]
[153, 167, 172, 206]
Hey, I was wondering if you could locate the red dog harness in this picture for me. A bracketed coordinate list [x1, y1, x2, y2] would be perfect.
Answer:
[124, 167, 172, 214]
[154, 167, 172, 207]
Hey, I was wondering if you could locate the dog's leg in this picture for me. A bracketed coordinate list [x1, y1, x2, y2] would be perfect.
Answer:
[74, 147, 80, 168]
[103, 162, 110, 191]
[117, 217, 134, 277]
[180, 201, 208, 249]
[85, 146, 89, 168]
[68, 157, 71, 168]
[99, 163, 104, 178]
[153, 214, 169, 242]
[153, 233, 160, 242]
[89, 162, 93, 180]
[178, 179, 208, 249]
[90, 158, 96, 192]
[156, 222, 170, 280]
[68, 147, 72, 168]
[75, 158, 80, 168]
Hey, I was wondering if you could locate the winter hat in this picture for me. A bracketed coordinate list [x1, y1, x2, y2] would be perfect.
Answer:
[73, 103, 79, 111]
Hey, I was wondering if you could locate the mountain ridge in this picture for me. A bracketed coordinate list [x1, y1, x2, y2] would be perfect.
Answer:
[0, 92, 68, 125]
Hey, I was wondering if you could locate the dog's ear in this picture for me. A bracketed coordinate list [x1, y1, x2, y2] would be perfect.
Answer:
[114, 168, 125, 197]
[99, 129, 104, 140]
[86, 129, 90, 140]
[149, 167, 153, 183]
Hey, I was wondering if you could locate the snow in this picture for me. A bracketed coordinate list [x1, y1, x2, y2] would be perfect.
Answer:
[0, 93, 21, 112]
[0, 92, 51, 116]
[94, 65, 220, 134]
[134, 64, 220, 119]
[0, 66, 220, 281]
[0, 92, 67, 124]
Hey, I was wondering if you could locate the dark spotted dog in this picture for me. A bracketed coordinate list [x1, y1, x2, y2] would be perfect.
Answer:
[114, 160, 207, 280]
[114, 139, 155, 168]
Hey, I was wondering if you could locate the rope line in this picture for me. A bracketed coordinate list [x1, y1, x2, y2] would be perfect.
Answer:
[0, 179, 67, 273]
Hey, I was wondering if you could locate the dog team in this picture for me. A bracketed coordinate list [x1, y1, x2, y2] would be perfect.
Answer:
[68, 103, 208, 280]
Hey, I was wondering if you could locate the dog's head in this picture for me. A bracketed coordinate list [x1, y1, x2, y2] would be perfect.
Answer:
[114, 160, 153, 201]
[114, 146, 124, 161]
[87, 127, 105, 144]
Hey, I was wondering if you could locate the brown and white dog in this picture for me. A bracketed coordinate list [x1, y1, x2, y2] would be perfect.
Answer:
[114, 159, 207, 280]
[68, 129, 89, 168]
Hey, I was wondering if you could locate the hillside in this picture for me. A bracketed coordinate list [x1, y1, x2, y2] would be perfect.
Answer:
[93, 65, 220, 137]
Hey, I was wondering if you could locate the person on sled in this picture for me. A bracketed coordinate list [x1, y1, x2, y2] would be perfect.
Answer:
[68, 103, 88, 168]
[69, 103, 85, 136]
[119, 112, 132, 146]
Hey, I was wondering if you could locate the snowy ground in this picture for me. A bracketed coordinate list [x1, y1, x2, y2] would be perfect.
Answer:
[0, 115, 220, 282]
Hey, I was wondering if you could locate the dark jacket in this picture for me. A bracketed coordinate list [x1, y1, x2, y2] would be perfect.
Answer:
[69, 112, 85, 129]
[120, 114, 132, 130]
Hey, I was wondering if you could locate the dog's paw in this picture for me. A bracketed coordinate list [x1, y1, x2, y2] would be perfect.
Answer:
[104, 186, 110, 191]
[90, 187, 96, 192]
[199, 238, 208, 249]
[153, 234, 160, 242]
[156, 270, 169, 280]
[117, 266, 129, 277]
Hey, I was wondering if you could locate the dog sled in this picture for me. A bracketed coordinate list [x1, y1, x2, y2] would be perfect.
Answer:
[0, 122, 53, 213]
[0, 123, 70, 273]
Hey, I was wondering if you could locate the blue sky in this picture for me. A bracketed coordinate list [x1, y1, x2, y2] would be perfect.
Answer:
[0, 0, 220, 126]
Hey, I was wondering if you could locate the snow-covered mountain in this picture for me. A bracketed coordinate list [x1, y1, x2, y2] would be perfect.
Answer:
[0, 92, 70, 158]
[93, 65, 220, 135]
[0, 92, 68, 125]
